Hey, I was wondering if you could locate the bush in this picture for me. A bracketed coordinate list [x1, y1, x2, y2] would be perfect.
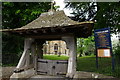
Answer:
[2, 53, 20, 67]
[114, 45, 120, 63]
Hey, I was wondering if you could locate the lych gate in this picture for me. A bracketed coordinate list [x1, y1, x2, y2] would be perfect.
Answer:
[2, 10, 93, 78]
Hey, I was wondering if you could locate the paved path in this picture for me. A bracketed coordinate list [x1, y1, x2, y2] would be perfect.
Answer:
[74, 71, 114, 78]
[1, 67, 120, 80]
[29, 71, 117, 80]
[31, 75, 65, 78]
[29, 75, 70, 80]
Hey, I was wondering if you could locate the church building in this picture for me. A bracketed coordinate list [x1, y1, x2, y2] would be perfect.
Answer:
[43, 40, 69, 56]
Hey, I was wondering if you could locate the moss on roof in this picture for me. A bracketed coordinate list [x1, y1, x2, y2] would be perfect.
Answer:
[1, 10, 94, 38]
[21, 10, 84, 29]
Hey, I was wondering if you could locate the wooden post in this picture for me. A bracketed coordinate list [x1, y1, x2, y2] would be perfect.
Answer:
[31, 43, 36, 69]
[25, 49, 30, 67]
[62, 34, 77, 78]
[16, 38, 34, 69]
[35, 40, 45, 74]
[36, 40, 45, 59]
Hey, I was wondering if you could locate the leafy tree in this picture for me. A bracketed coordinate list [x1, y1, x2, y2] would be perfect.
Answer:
[2, 2, 51, 65]
[65, 2, 120, 57]
[77, 38, 84, 57]
[95, 2, 120, 33]
[2, 2, 51, 29]
[83, 35, 95, 56]
[77, 36, 95, 57]
[65, 2, 97, 21]
[65, 2, 120, 34]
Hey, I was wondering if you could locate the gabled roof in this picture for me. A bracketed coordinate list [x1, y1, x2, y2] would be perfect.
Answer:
[1, 10, 94, 38]
[21, 10, 81, 29]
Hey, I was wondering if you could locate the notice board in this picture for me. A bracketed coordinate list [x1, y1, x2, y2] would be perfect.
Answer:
[97, 48, 111, 57]
[94, 28, 112, 57]
[94, 28, 111, 48]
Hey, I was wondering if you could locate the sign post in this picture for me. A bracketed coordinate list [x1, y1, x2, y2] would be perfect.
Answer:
[94, 28, 115, 71]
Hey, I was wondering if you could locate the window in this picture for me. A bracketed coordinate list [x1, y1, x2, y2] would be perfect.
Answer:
[54, 44, 58, 51]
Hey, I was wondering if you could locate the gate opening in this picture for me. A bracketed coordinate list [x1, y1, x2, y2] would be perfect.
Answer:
[37, 40, 69, 76]
[43, 40, 69, 58]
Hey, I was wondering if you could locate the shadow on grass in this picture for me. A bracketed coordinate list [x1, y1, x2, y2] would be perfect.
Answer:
[77, 56, 120, 78]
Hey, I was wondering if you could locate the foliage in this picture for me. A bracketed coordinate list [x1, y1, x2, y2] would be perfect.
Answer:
[2, 52, 21, 66]
[114, 45, 120, 56]
[65, 2, 97, 22]
[95, 2, 120, 33]
[83, 35, 95, 55]
[2, 2, 51, 29]
[2, 33, 24, 53]
[66, 2, 120, 59]
[114, 44, 120, 64]
[65, 2, 120, 34]
[77, 35, 95, 57]
[77, 38, 84, 57]
[2, 2, 51, 54]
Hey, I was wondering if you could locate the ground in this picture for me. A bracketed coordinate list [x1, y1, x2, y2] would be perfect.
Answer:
[1, 55, 120, 79]
[1, 67, 15, 80]
[74, 71, 114, 78]
[1, 67, 119, 80]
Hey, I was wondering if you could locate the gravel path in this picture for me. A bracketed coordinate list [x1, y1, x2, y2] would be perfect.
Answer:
[1, 67, 15, 80]
[74, 71, 115, 78]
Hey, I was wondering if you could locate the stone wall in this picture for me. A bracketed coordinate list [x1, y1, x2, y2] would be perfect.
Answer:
[43, 40, 69, 56]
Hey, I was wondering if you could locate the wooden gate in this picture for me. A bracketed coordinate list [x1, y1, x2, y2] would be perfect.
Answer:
[37, 59, 68, 76]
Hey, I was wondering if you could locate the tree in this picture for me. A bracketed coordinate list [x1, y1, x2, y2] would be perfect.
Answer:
[77, 38, 84, 57]
[2, 2, 51, 29]
[95, 2, 120, 33]
[2, 2, 51, 65]
[65, 2, 120, 34]
[83, 35, 95, 56]
[66, 2, 97, 22]
[65, 2, 120, 57]
[77, 35, 95, 57]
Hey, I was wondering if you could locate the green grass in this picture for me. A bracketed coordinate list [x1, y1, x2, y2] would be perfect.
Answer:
[77, 56, 113, 75]
[3, 54, 120, 78]
[44, 55, 120, 78]
[77, 56, 97, 72]
[43, 54, 69, 60]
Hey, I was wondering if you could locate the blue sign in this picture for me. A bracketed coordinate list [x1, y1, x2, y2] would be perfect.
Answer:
[94, 28, 112, 48]
[94, 28, 115, 71]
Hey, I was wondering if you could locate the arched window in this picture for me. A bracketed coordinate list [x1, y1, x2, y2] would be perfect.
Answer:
[54, 44, 58, 51]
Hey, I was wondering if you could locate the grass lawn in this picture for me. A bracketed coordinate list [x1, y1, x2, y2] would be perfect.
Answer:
[43, 54, 69, 60]
[77, 56, 120, 78]
[44, 54, 120, 78]
[77, 56, 112, 74]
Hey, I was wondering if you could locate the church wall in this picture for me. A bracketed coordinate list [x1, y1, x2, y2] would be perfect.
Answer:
[43, 40, 69, 56]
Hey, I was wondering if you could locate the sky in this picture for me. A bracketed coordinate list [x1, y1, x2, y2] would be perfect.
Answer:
[54, 0, 73, 16]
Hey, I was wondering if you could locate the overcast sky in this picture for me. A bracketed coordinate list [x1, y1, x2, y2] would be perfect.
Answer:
[54, 0, 73, 16]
